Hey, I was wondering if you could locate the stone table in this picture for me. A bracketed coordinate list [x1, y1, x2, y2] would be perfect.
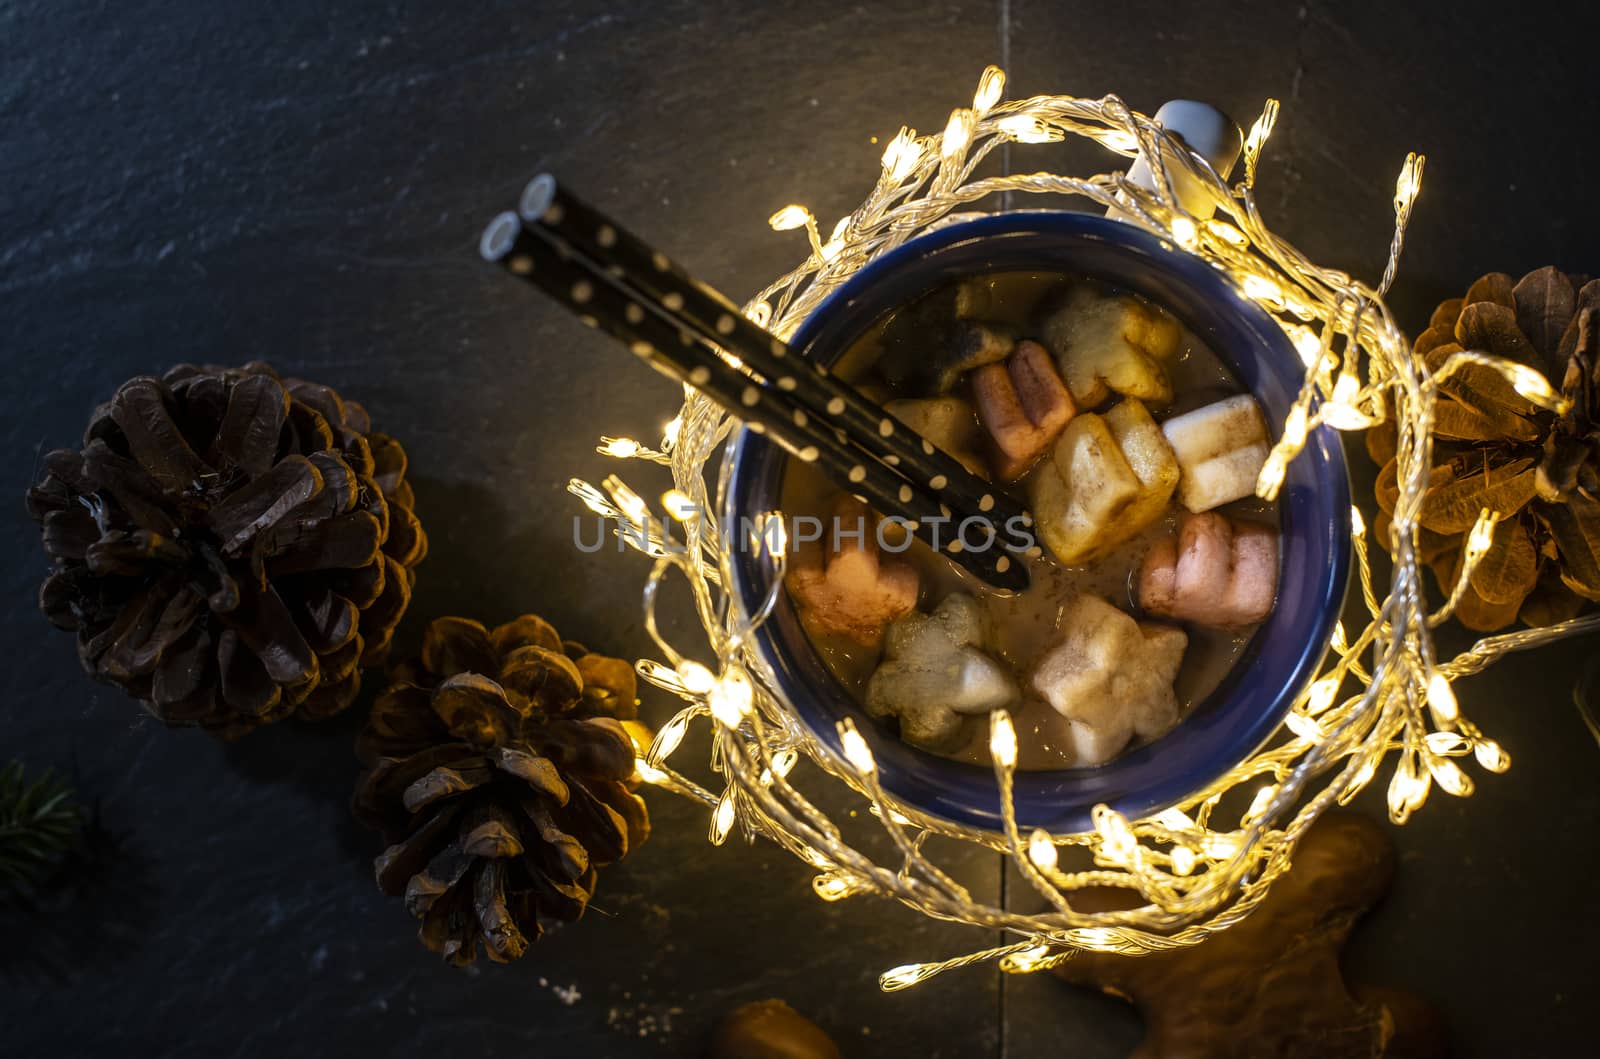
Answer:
[3, 1, 1597, 1054]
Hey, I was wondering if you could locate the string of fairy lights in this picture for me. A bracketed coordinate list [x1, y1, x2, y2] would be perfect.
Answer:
[568, 67, 1600, 987]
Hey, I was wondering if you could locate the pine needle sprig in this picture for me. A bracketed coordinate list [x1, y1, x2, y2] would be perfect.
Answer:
[0, 761, 82, 896]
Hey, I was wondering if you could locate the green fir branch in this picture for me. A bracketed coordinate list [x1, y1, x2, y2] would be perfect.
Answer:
[0, 761, 82, 896]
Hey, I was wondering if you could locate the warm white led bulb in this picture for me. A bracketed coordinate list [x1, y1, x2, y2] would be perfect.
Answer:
[1027, 829, 1059, 872]
[1207, 218, 1249, 247]
[941, 108, 976, 162]
[1330, 371, 1361, 407]
[1394, 153, 1424, 212]
[651, 713, 690, 760]
[710, 791, 737, 845]
[1506, 363, 1556, 403]
[768, 204, 812, 231]
[605, 475, 651, 525]
[881, 127, 921, 181]
[1244, 785, 1278, 822]
[1474, 738, 1511, 773]
[989, 711, 1017, 769]
[1242, 274, 1281, 304]
[1095, 809, 1137, 862]
[1281, 404, 1309, 449]
[1154, 808, 1194, 833]
[1426, 672, 1459, 725]
[997, 115, 1059, 144]
[1348, 755, 1379, 792]
[1244, 101, 1278, 163]
[1254, 448, 1288, 499]
[1102, 129, 1139, 154]
[760, 511, 788, 559]
[708, 670, 753, 728]
[676, 660, 715, 696]
[661, 488, 695, 522]
[1290, 326, 1322, 367]
[1429, 758, 1473, 797]
[1465, 510, 1499, 561]
[839, 721, 877, 775]
[1074, 927, 1120, 950]
[879, 964, 932, 991]
[1001, 945, 1052, 972]
[1170, 215, 1197, 249]
[1285, 710, 1324, 743]
[972, 65, 1005, 114]
[770, 749, 799, 779]
[1306, 675, 1341, 715]
[743, 300, 771, 327]
[813, 872, 857, 902]
[1425, 731, 1468, 755]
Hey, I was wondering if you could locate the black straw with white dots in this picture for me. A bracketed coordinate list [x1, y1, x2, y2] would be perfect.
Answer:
[479, 208, 1030, 593]
[517, 173, 1029, 530]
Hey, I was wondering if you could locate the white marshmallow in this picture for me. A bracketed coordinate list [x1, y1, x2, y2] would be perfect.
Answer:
[1160, 394, 1270, 512]
[1030, 595, 1187, 767]
[866, 594, 1019, 752]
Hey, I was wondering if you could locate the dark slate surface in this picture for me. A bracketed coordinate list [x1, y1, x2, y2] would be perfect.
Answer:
[2, 0, 1597, 1056]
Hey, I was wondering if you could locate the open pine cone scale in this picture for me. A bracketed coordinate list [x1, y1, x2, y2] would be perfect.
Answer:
[1371, 268, 1600, 630]
[354, 614, 648, 966]
[27, 363, 426, 735]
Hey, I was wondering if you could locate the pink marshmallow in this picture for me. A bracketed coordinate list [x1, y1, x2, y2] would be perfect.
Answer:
[1173, 510, 1234, 606]
[788, 497, 919, 646]
[972, 340, 1076, 481]
[1220, 521, 1278, 624]
[1138, 535, 1181, 614]
[1137, 512, 1279, 627]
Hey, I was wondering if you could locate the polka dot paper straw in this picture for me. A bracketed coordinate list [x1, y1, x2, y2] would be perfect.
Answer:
[517, 173, 1028, 530]
[479, 210, 1029, 592]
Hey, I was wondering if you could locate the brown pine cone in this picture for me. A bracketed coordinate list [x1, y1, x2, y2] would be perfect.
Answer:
[25, 363, 427, 736]
[353, 614, 649, 966]
[1370, 268, 1600, 631]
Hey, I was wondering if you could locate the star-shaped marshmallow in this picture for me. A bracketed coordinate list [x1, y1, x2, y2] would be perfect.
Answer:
[1030, 594, 1187, 766]
[787, 496, 919, 647]
[865, 593, 1019, 752]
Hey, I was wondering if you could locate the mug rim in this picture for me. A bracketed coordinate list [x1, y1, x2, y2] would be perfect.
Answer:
[722, 209, 1351, 835]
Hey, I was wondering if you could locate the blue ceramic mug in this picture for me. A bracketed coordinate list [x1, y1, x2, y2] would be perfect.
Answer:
[723, 211, 1350, 835]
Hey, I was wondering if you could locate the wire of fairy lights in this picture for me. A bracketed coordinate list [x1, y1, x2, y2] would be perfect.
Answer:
[568, 66, 1600, 988]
